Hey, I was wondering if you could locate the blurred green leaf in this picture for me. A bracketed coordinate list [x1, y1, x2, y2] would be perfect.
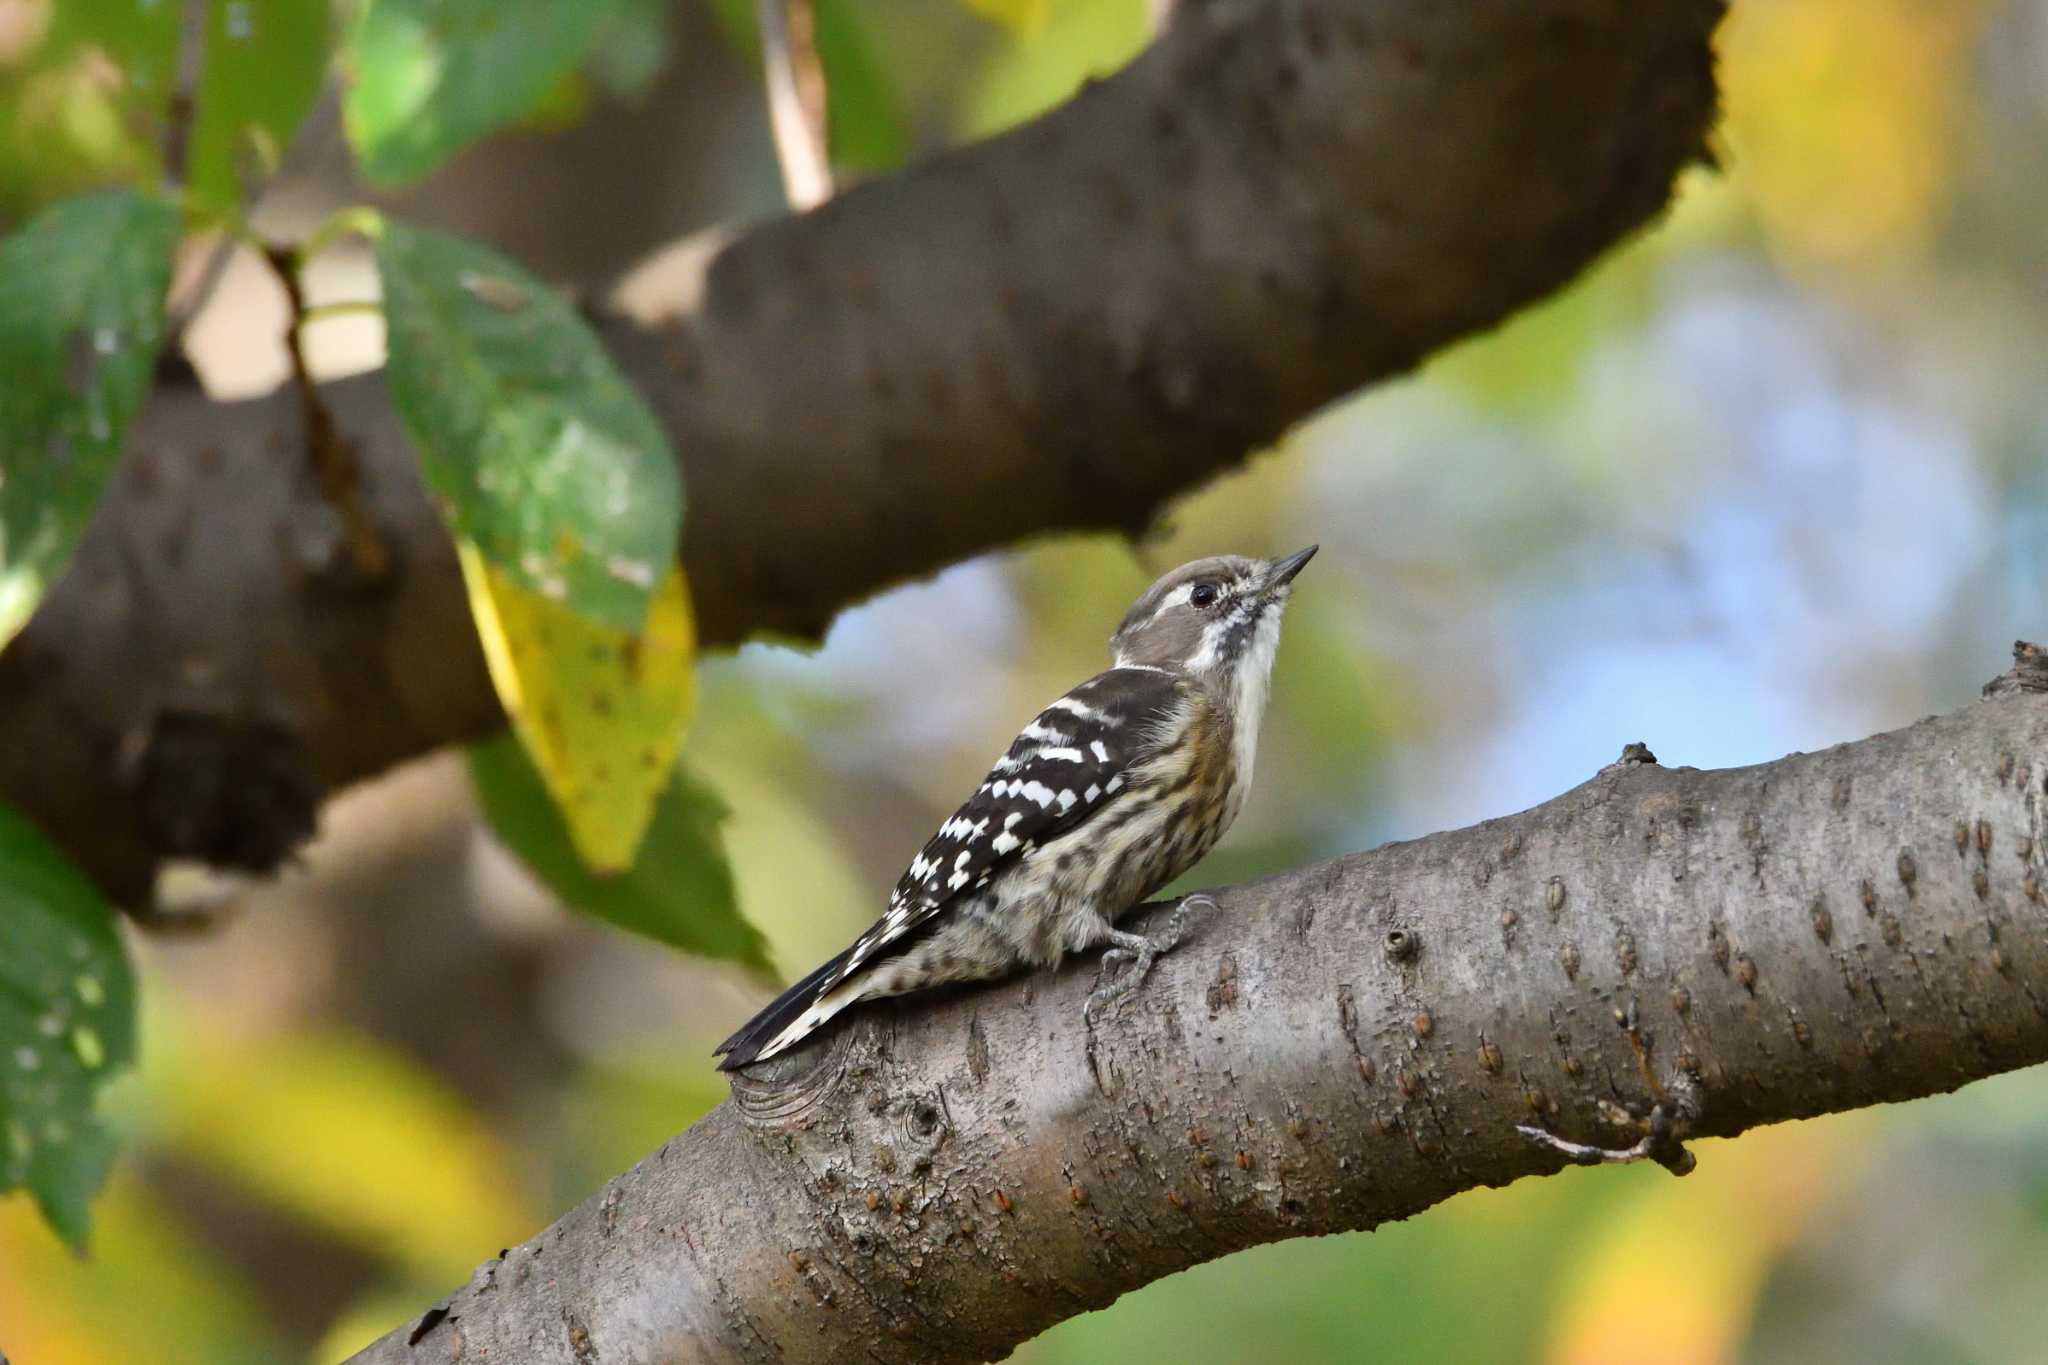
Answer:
[344, 0, 623, 185]
[587, 0, 674, 99]
[470, 735, 772, 972]
[20, 0, 181, 203]
[375, 219, 681, 631]
[1, 1, 325, 218]
[0, 190, 180, 650]
[1029, 1160, 1643, 1364]
[0, 803, 137, 1248]
[40, 0, 181, 84]
[188, 0, 331, 212]
[817, 0, 909, 172]
[1424, 245, 1658, 419]
[551, 1063, 729, 1202]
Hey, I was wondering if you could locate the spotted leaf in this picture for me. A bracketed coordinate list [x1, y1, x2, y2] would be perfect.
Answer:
[0, 803, 137, 1249]
[0, 190, 180, 650]
[461, 546, 696, 872]
[377, 219, 681, 632]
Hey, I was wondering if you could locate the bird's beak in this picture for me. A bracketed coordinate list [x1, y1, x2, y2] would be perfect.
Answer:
[1267, 544, 1318, 589]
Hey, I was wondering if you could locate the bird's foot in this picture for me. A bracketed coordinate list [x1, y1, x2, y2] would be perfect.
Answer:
[1086, 894, 1217, 1019]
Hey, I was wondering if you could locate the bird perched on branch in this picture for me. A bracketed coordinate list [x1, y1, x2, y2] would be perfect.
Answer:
[715, 546, 1317, 1070]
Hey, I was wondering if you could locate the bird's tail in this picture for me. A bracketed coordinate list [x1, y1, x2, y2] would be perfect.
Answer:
[714, 947, 864, 1071]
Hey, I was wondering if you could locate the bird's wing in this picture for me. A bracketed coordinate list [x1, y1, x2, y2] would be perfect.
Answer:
[816, 665, 1184, 995]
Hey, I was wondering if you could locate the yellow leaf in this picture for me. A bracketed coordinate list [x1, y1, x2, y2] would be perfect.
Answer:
[459, 542, 697, 872]
[152, 1030, 538, 1281]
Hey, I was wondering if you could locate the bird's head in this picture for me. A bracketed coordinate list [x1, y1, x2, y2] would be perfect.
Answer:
[1110, 546, 1316, 690]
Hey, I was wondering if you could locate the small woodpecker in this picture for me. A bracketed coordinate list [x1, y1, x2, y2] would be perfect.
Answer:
[715, 546, 1317, 1070]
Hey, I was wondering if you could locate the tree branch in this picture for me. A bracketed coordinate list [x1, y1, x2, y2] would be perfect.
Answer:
[757, 0, 835, 210]
[0, 0, 1722, 901]
[346, 660, 2048, 1363]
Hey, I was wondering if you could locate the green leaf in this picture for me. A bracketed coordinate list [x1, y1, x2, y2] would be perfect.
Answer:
[0, 190, 181, 650]
[587, 0, 674, 99]
[0, 803, 138, 1248]
[375, 219, 681, 631]
[817, 0, 909, 172]
[344, 0, 623, 185]
[469, 735, 772, 973]
[703, 0, 908, 173]
[188, 0, 332, 213]
[1, 0, 325, 218]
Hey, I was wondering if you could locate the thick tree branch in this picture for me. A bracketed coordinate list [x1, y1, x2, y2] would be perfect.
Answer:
[348, 663, 2048, 1364]
[0, 0, 1723, 901]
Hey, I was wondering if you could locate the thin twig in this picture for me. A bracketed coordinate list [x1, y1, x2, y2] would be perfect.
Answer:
[1516, 999, 1697, 1177]
[260, 244, 391, 583]
[1516, 1121, 1695, 1174]
[162, 0, 209, 196]
[756, 0, 833, 210]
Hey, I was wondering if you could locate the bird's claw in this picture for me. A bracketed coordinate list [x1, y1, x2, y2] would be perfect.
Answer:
[1086, 893, 1218, 1020]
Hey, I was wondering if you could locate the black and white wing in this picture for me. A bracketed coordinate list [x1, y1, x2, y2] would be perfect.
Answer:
[714, 665, 1180, 1066]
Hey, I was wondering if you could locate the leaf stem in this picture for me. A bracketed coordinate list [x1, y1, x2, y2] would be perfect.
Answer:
[297, 207, 388, 268]
[296, 300, 385, 329]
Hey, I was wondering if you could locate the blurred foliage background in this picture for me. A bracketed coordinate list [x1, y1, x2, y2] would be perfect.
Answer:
[4, 0, 2048, 1360]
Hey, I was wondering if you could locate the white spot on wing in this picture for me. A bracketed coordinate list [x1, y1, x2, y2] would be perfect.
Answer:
[1090, 740, 1110, 762]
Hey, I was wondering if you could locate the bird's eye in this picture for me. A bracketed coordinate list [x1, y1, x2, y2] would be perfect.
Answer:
[1190, 582, 1219, 609]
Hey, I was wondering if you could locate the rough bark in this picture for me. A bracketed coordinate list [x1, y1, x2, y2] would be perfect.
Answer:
[0, 0, 1724, 903]
[348, 659, 2048, 1364]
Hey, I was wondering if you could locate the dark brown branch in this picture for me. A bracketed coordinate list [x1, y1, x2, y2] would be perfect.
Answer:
[346, 665, 2048, 1363]
[0, 0, 1723, 903]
